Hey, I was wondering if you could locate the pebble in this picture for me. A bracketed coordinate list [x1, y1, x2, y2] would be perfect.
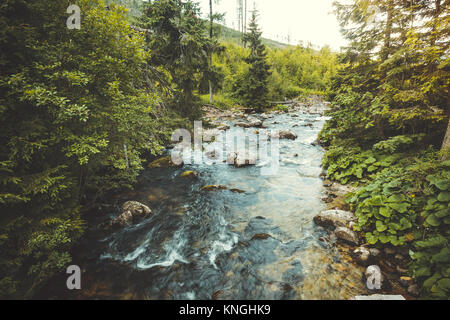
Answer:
[407, 284, 420, 297]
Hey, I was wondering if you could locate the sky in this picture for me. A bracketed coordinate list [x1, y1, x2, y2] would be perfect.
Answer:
[197, 0, 348, 51]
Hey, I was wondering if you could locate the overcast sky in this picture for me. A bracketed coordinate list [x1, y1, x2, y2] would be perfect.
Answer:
[196, 0, 348, 51]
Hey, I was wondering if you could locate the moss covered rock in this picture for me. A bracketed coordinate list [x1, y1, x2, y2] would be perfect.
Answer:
[148, 156, 183, 168]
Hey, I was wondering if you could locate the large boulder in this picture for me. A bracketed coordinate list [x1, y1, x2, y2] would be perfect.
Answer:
[270, 130, 297, 140]
[227, 151, 257, 168]
[217, 124, 230, 131]
[246, 116, 263, 128]
[333, 226, 359, 245]
[148, 156, 183, 168]
[111, 201, 151, 227]
[314, 209, 355, 228]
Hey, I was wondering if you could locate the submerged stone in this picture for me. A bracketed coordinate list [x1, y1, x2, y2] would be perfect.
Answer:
[201, 185, 227, 191]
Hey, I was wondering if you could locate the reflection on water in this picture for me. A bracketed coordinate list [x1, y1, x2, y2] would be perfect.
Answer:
[76, 103, 369, 300]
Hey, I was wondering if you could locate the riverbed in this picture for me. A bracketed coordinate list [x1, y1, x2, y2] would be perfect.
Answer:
[62, 99, 369, 300]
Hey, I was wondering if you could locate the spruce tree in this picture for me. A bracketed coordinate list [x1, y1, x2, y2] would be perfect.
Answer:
[234, 10, 271, 111]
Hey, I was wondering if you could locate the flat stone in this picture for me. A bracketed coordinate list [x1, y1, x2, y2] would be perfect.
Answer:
[148, 156, 183, 168]
[314, 209, 355, 228]
[201, 185, 227, 192]
[334, 227, 359, 245]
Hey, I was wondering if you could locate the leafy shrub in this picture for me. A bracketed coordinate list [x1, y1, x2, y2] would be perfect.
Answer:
[345, 156, 450, 298]
[373, 134, 425, 154]
[322, 145, 401, 185]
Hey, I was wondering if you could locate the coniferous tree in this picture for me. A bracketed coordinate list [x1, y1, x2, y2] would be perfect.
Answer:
[234, 10, 271, 111]
[0, 0, 168, 298]
[140, 0, 212, 116]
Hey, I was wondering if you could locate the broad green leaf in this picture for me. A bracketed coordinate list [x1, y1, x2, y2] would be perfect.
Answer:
[376, 220, 387, 232]
[425, 214, 441, 227]
[437, 192, 450, 202]
[388, 202, 409, 213]
[387, 194, 405, 203]
[379, 206, 391, 217]
[434, 180, 450, 191]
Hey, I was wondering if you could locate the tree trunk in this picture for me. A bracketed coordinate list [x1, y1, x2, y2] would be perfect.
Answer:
[209, 80, 213, 103]
[209, 0, 213, 38]
[209, 0, 213, 103]
[382, 1, 393, 61]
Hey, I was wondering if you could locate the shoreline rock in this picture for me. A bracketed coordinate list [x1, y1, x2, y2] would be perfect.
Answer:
[333, 226, 359, 245]
[314, 209, 355, 228]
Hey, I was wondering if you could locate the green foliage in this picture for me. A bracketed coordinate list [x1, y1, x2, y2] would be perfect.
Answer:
[214, 42, 339, 107]
[345, 157, 450, 298]
[140, 0, 215, 117]
[199, 93, 241, 110]
[271, 104, 290, 113]
[322, 0, 450, 299]
[0, 0, 175, 298]
[267, 45, 338, 99]
[233, 10, 271, 111]
[322, 144, 402, 185]
[373, 134, 426, 154]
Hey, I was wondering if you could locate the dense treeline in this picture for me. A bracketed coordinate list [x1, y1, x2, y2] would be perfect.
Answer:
[0, 0, 187, 298]
[320, 0, 449, 298]
[208, 41, 338, 108]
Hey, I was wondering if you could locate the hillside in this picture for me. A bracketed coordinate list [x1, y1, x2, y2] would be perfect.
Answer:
[107, 0, 289, 49]
[217, 24, 289, 50]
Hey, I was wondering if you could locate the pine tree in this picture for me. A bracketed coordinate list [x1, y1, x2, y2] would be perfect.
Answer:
[234, 10, 271, 111]
[140, 0, 212, 116]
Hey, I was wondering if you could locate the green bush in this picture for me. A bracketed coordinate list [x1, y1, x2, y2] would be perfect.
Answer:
[344, 155, 450, 298]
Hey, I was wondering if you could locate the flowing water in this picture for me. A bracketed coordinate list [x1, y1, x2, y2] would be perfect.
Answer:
[70, 101, 369, 300]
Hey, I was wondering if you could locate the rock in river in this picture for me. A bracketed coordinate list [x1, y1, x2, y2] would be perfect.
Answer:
[333, 226, 359, 245]
[270, 130, 297, 140]
[148, 156, 183, 168]
[227, 151, 257, 168]
[180, 170, 198, 179]
[201, 185, 227, 192]
[399, 276, 414, 287]
[111, 201, 152, 227]
[353, 246, 371, 265]
[313, 209, 355, 228]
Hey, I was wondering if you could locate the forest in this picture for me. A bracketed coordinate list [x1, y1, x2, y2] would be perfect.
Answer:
[0, 0, 448, 300]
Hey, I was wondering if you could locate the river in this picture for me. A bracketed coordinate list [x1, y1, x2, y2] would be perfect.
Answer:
[62, 98, 369, 300]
